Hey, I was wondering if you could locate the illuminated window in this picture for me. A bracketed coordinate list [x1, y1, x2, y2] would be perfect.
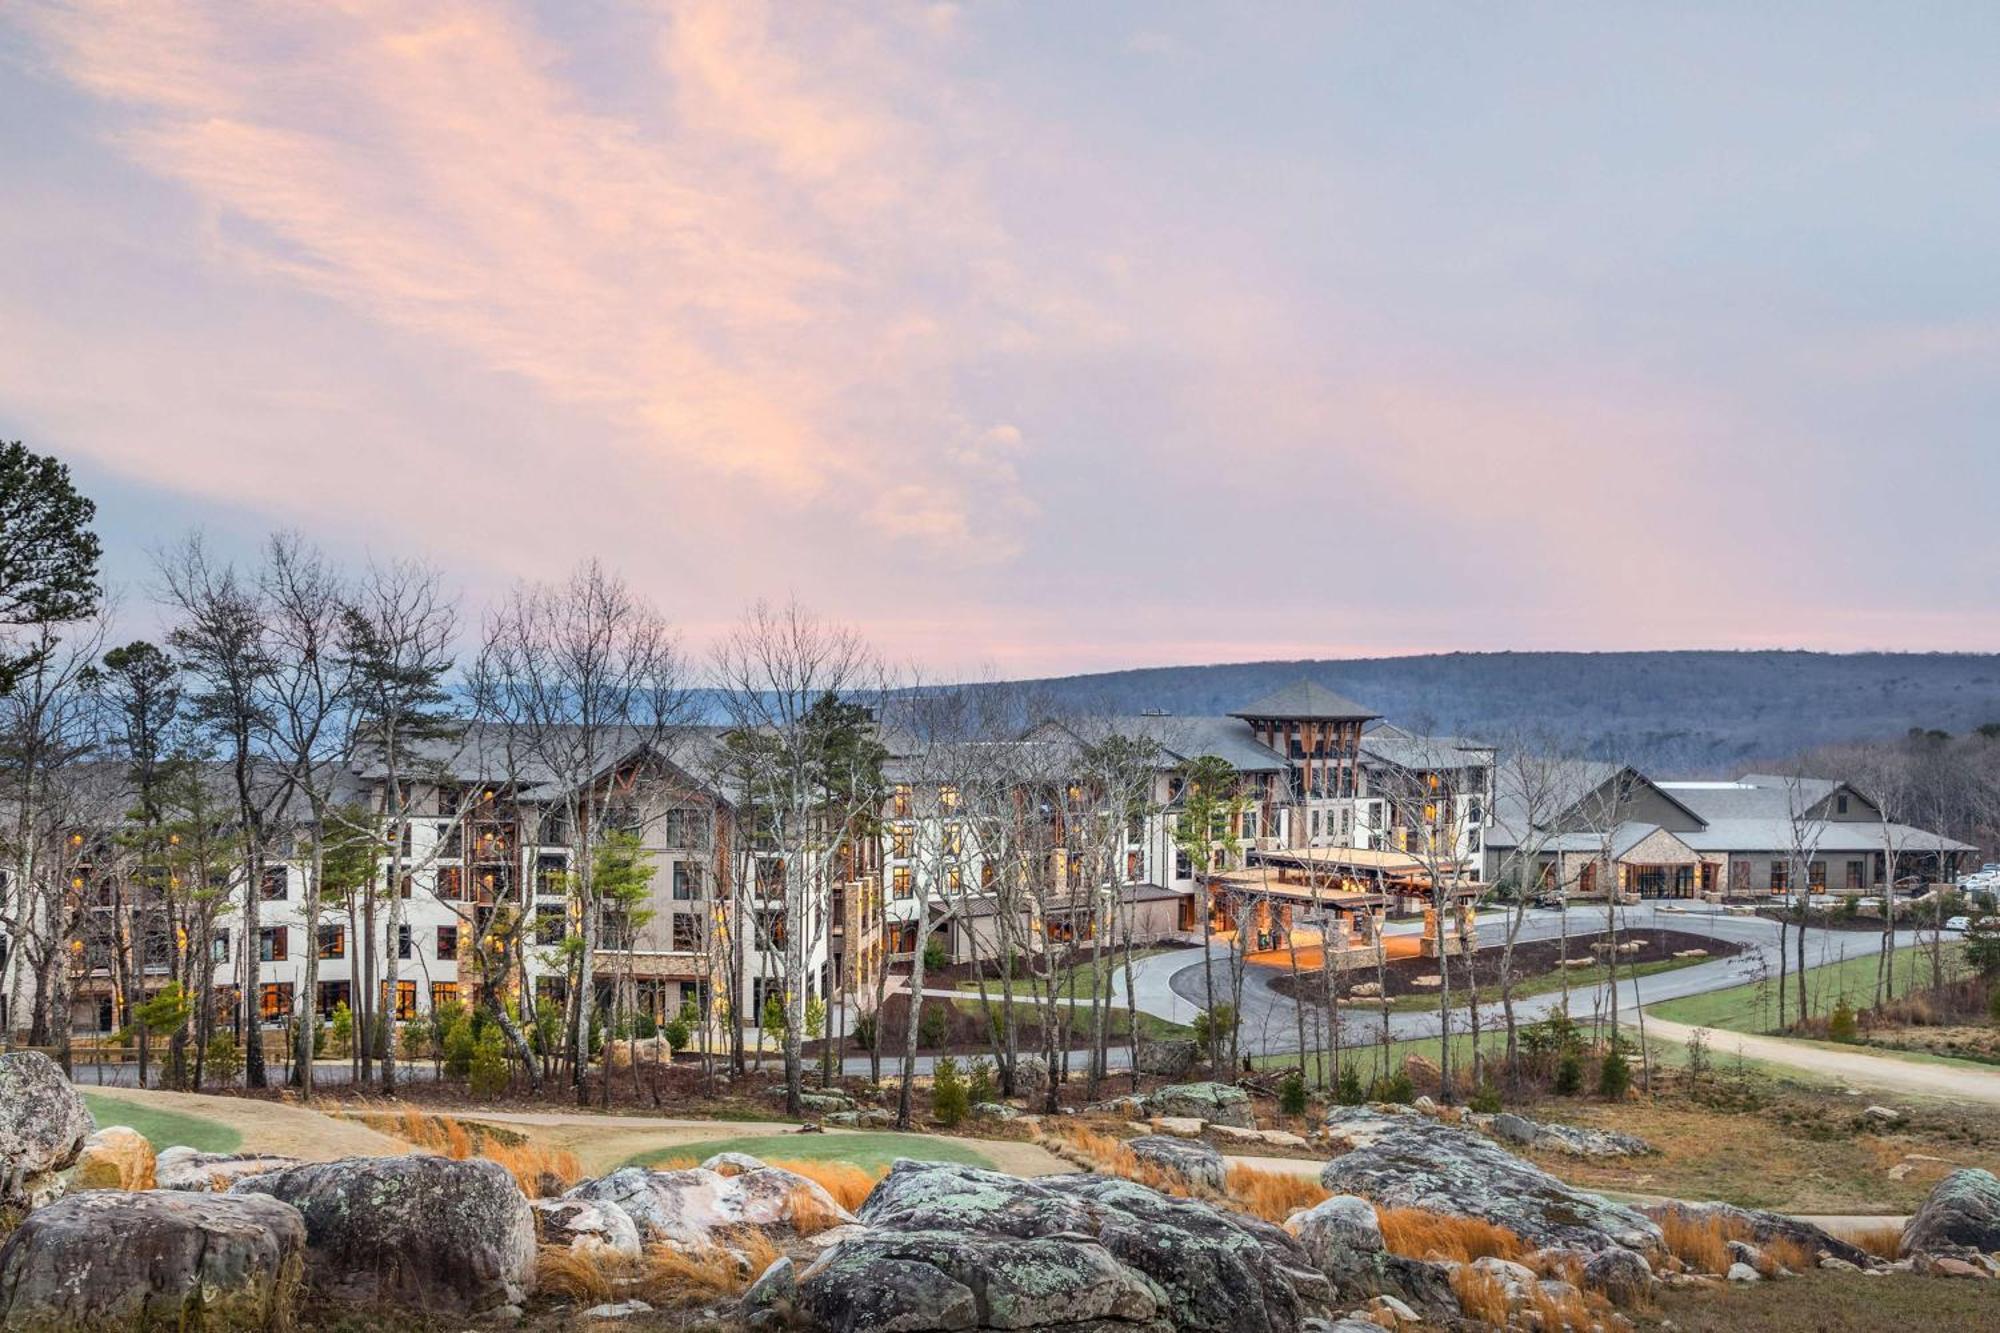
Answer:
[436, 925, 458, 960]
[939, 785, 960, 812]
[431, 982, 458, 1012]
[892, 785, 912, 817]
[259, 927, 288, 962]
[317, 925, 344, 959]
[892, 866, 912, 898]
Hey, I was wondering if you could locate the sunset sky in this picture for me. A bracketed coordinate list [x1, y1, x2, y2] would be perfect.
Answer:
[3, 3, 1996, 677]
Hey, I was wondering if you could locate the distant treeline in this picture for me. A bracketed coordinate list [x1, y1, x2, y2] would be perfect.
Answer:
[972, 651, 2000, 774]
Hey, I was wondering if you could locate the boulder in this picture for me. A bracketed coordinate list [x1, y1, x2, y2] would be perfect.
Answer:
[1641, 1201, 1877, 1269]
[232, 1154, 534, 1313]
[0, 1051, 93, 1211]
[1581, 1246, 1655, 1301]
[794, 1160, 1337, 1332]
[1529, 1121, 1653, 1159]
[742, 1255, 797, 1328]
[155, 1147, 301, 1192]
[565, 1163, 854, 1247]
[1136, 1039, 1202, 1078]
[0, 1188, 305, 1330]
[70, 1125, 156, 1191]
[1902, 1168, 2000, 1258]
[1725, 1261, 1760, 1282]
[1318, 1105, 1660, 1256]
[1285, 1195, 1456, 1321]
[702, 1151, 774, 1177]
[970, 1102, 1020, 1121]
[1014, 1054, 1051, 1097]
[531, 1196, 642, 1258]
[1145, 1081, 1256, 1129]
[1150, 1115, 1205, 1138]
[1489, 1113, 1537, 1146]
[1128, 1135, 1227, 1191]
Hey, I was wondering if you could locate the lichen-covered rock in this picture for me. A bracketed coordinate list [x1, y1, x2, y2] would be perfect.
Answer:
[155, 1147, 301, 1192]
[565, 1163, 853, 1247]
[1487, 1111, 1649, 1158]
[0, 1052, 93, 1211]
[1144, 1081, 1255, 1129]
[1318, 1105, 1660, 1256]
[702, 1151, 774, 1177]
[1641, 1200, 1876, 1270]
[971, 1102, 1020, 1121]
[1128, 1135, 1227, 1191]
[70, 1125, 156, 1191]
[0, 1188, 305, 1331]
[742, 1255, 797, 1329]
[1581, 1246, 1655, 1300]
[1136, 1039, 1201, 1078]
[231, 1154, 534, 1313]
[531, 1196, 642, 1257]
[793, 1159, 1336, 1332]
[1902, 1168, 2000, 1258]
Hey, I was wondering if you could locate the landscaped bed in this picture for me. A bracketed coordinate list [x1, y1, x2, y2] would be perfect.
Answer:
[1268, 928, 1741, 1009]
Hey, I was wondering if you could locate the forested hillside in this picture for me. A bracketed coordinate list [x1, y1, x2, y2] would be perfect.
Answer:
[993, 651, 2000, 773]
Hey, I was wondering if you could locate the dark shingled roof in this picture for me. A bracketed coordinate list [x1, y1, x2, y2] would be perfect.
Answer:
[1229, 679, 1378, 722]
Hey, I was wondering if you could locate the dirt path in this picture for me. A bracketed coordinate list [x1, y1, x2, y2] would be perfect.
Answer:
[1642, 1015, 2000, 1106]
[83, 1086, 404, 1160]
[447, 1108, 1071, 1178]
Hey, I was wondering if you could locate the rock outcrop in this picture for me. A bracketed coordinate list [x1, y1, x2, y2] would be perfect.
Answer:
[792, 1159, 1336, 1332]
[232, 1154, 534, 1314]
[1317, 1106, 1660, 1256]
[0, 1189, 306, 1331]
[70, 1125, 157, 1191]
[1135, 1039, 1201, 1078]
[1901, 1168, 2000, 1259]
[1641, 1200, 1877, 1270]
[1488, 1112, 1652, 1159]
[0, 1051, 94, 1212]
[531, 1196, 643, 1257]
[155, 1147, 301, 1192]
[1127, 1135, 1227, 1191]
[1285, 1194, 1456, 1320]
[565, 1161, 854, 1248]
[1144, 1081, 1255, 1129]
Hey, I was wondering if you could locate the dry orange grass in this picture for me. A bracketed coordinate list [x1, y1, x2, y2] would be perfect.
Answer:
[1844, 1222, 1905, 1260]
[535, 1244, 622, 1305]
[381, 1109, 581, 1197]
[1045, 1123, 1192, 1196]
[767, 1160, 882, 1213]
[1658, 1210, 1819, 1277]
[1374, 1207, 1528, 1265]
[642, 1229, 783, 1303]
[1449, 1264, 1513, 1326]
[1225, 1164, 1329, 1224]
[1756, 1235, 1813, 1277]
[1525, 1278, 1603, 1332]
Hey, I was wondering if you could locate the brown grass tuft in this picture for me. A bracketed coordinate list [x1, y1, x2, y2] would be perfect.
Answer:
[377, 1110, 581, 1197]
[1375, 1206, 1528, 1264]
[769, 1160, 882, 1214]
[1525, 1278, 1600, 1332]
[1658, 1211, 1731, 1274]
[1224, 1164, 1330, 1224]
[1844, 1222, 1905, 1260]
[641, 1229, 784, 1303]
[534, 1243, 622, 1305]
[1756, 1235, 1813, 1277]
[1449, 1264, 1513, 1325]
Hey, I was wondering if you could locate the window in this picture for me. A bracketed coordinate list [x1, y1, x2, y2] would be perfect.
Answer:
[672, 863, 699, 900]
[210, 930, 231, 963]
[435, 866, 464, 900]
[1175, 849, 1191, 879]
[389, 923, 412, 960]
[672, 912, 700, 950]
[381, 980, 418, 1021]
[436, 925, 459, 960]
[1837, 794, 1850, 815]
[1808, 861, 1827, 889]
[317, 980, 350, 1015]
[260, 866, 288, 901]
[1126, 850, 1143, 880]
[1846, 860, 1865, 890]
[1730, 860, 1749, 890]
[259, 982, 294, 1022]
[664, 808, 706, 849]
[431, 982, 458, 1012]
[891, 784, 911, 817]
[892, 866, 912, 899]
[1769, 862, 1789, 892]
[317, 925, 344, 959]
[536, 909, 566, 946]
[945, 866, 963, 893]
[1242, 810, 1258, 840]
[259, 926, 288, 962]
[939, 784, 960, 812]
[891, 824, 914, 859]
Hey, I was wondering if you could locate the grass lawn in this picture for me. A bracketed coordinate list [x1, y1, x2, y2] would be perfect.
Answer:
[953, 948, 1175, 1002]
[622, 1130, 993, 1172]
[81, 1092, 242, 1154]
[946, 995, 1194, 1044]
[1649, 944, 1966, 1035]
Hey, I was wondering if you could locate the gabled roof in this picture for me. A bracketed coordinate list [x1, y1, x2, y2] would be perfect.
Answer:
[1229, 679, 1378, 722]
[1359, 721, 1495, 772]
[1097, 714, 1288, 773]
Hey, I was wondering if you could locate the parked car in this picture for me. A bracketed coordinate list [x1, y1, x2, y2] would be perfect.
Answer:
[1944, 915, 1971, 932]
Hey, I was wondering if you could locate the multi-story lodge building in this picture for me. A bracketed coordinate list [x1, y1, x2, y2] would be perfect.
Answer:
[8, 681, 1494, 1039]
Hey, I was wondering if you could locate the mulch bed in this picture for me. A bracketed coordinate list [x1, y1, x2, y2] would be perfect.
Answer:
[1269, 928, 1743, 1003]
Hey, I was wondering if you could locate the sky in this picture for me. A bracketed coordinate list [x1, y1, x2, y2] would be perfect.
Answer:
[2, 2, 1997, 679]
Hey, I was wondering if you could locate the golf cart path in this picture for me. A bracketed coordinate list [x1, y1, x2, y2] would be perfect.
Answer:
[1641, 1015, 2000, 1105]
